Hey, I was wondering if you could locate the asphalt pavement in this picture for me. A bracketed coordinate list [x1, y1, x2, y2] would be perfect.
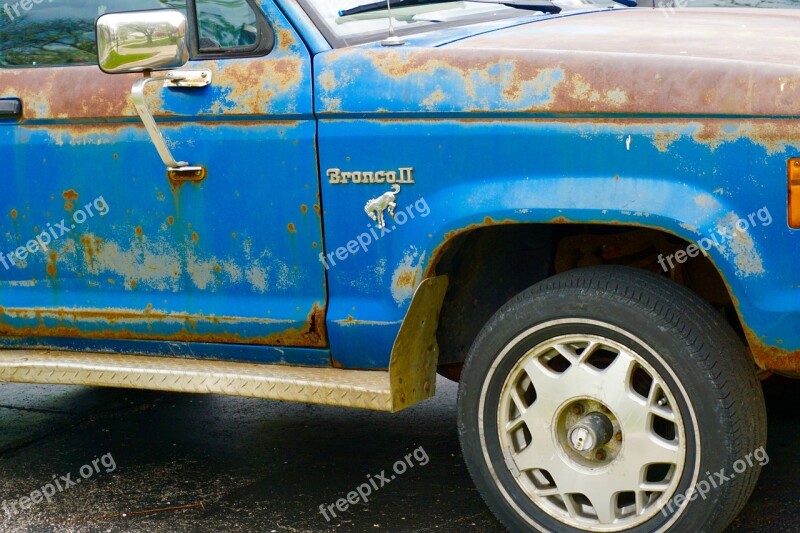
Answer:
[0, 375, 796, 532]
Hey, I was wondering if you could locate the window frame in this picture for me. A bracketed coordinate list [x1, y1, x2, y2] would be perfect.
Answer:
[187, 0, 274, 60]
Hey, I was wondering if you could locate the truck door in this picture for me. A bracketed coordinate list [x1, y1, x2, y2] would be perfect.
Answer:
[0, 0, 327, 364]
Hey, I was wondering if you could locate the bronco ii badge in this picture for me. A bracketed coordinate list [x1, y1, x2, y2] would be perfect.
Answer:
[327, 167, 414, 185]
[365, 184, 401, 229]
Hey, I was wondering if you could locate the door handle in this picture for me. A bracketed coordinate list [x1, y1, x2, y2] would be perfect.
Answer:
[0, 98, 22, 118]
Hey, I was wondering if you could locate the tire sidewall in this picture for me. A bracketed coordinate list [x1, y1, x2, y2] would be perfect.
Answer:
[459, 288, 739, 532]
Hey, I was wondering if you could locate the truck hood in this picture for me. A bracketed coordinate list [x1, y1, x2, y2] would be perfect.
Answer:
[317, 8, 800, 117]
[447, 7, 800, 67]
[441, 7, 800, 116]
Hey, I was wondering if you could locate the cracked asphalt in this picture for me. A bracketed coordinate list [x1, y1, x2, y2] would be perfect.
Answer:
[0, 375, 796, 532]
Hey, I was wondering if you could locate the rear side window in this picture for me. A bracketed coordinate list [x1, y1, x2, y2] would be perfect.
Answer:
[0, 0, 269, 68]
[196, 1, 259, 53]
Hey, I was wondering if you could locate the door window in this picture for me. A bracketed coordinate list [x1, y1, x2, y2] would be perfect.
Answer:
[0, 0, 265, 67]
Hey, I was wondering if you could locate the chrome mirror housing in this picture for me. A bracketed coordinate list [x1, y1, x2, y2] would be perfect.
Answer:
[96, 10, 189, 74]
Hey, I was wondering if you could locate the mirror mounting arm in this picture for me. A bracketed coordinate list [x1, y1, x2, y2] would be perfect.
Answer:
[130, 69, 212, 170]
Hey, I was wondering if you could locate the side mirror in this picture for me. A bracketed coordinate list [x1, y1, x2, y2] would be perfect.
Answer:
[96, 9, 209, 182]
[96, 9, 189, 74]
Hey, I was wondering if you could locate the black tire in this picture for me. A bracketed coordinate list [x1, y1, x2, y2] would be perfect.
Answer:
[458, 266, 766, 532]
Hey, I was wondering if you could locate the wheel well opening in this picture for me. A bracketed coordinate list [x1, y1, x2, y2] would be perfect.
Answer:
[432, 224, 742, 381]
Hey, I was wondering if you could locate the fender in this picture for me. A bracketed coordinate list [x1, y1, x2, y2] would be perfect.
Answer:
[321, 118, 800, 370]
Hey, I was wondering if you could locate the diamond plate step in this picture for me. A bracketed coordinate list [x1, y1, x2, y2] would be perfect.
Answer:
[0, 351, 395, 411]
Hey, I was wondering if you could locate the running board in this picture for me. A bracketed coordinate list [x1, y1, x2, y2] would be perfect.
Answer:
[0, 351, 397, 411]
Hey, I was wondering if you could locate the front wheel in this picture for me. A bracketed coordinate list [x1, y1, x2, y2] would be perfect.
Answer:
[458, 266, 766, 532]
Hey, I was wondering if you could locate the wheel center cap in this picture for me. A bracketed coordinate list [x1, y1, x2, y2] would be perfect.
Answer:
[567, 412, 614, 452]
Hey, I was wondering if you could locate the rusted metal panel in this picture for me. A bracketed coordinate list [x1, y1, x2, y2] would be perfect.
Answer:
[744, 324, 800, 373]
[0, 303, 325, 347]
[317, 113, 800, 368]
[316, 9, 800, 117]
[0, 2, 328, 359]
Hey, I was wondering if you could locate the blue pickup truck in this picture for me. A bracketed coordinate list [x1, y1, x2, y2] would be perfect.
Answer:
[1, 0, 798, 530]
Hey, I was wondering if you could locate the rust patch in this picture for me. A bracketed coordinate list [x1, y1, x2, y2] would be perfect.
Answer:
[287, 223, 296, 234]
[62, 189, 79, 211]
[167, 216, 174, 226]
[692, 121, 800, 154]
[46, 263, 56, 278]
[1, 66, 140, 120]
[394, 271, 415, 291]
[191, 232, 199, 243]
[276, 27, 296, 52]
[334, 316, 402, 327]
[80, 235, 103, 268]
[318, 70, 336, 92]
[214, 57, 303, 114]
[391, 250, 429, 304]
[34, 123, 137, 147]
[135, 226, 143, 237]
[743, 325, 800, 372]
[273, 57, 304, 89]
[652, 131, 681, 153]
[354, 49, 631, 113]
[10, 209, 17, 220]
[421, 89, 446, 110]
[300, 204, 308, 215]
[236, 304, 328, 347]
[0, 304, 327, 348]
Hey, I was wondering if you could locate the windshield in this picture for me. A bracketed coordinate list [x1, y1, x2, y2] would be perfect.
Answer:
[298, 0, 581, 45]
[299, 0, 800, 46]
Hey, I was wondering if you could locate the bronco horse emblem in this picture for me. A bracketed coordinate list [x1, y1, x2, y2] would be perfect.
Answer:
[365, 184, 401, 229]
